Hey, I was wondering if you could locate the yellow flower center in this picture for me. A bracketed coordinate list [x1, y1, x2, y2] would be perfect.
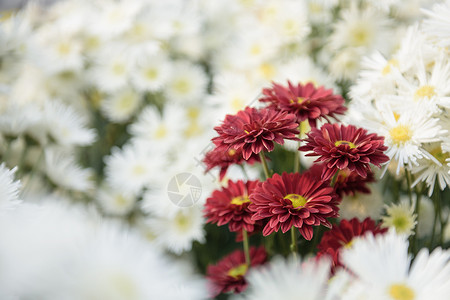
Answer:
[389, 125, 412, 145]
[414, 85, 436, 101]
[284, 193, 307, 208]
[230, 195, 251, 206]
[389, 283, 415, 300]
[112, 63, 126, 75]
[335, 140, 356, 149]
[57, 42, 71, 56]
[155, 125, 167, 139]
[173, 79, 190, 94]
[228, 149, 237, 156]
[382, 59, 399, 76]
[228, 264, 248, 279]
[145, 68, 158, 80]
[429, 146, 449, 165]
[231, 97, 245, 112]
[259, 63, 275, 79]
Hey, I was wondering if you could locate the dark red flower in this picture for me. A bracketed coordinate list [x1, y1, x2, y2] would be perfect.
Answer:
[307, 163, 375, 198]
[204, 179, 261, 233]
[259, 81, 346, 128]
[249, 172, 339, 240]
[333, 168, 375, 198]
[207, 246, 267, 296]
[212, 106, 300, 160]
[203, 146, 260, 181]
[299, 123, 390, 180]
[317, 217, 387, 272]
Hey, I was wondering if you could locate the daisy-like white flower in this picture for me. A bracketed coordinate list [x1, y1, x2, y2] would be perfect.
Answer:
[381, 200, 417, 237]
[259, 81, 346, 128]
[96, 185, 137, 217]
[0, 163, 21, 210]
[101, 88, 142, 123]
[299, 123, 389, 180]
[328, 47, 365, 81]
[212, 107, 300, 160]
[44, 101, 96, 147]
[204, 179, 260, 233]
[411, 142, 450, 196]
[339, 184, 385, 221]
[104, 142, 159, 196]
[129, 104, 186, 151]
[317, 217, 386, 272]
[44, 147, 93, 192]
[164, 61, 208, 104]
[131, 53, 171, 93]
[249, 172, 339, 240]
[207, 247, 267, 297]
[329, 3, 391, 53]
[145, 205, 205, 255]
[341, 231, 450, 300]
[241, 255, 331, 300]
[374, 106, 446, 174]
[422, 1, 450, 48]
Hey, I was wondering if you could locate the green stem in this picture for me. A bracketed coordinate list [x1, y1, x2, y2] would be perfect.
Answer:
[429, 187, 440, 250]
[294, 141, 301, 173]
[290, 226, 298, 260]
[330, 171, 339, 187]
[405, 169, 413, 206]
[410, 185, 422, 254]
[259, 152, 270, 179]
[242, 229, 250, 266]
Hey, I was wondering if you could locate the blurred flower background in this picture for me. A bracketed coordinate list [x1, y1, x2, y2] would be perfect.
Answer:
[0, 0, 449, 299]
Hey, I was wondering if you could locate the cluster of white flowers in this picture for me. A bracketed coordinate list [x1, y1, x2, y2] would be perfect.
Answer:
[236, 231, 450, 300]
[347, 1, 450, 197]
[1, 0, 449, 298]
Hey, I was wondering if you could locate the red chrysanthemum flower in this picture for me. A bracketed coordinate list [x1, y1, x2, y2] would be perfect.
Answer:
[333, 168, 375, 198]
[207, 246, 267, 296]
[212, 106, 300, 160]
[203, 146, 260, 181]
[317, 217, 387, 272]
[306, 163, 375, 198]
[249, 172, 339, 240]
[299, 123, 390, 180]
[204, 179, 261, 233]
[259, 81, 347, 128]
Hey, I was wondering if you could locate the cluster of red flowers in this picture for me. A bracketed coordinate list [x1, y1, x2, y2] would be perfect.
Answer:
[203, 81, 390, 297]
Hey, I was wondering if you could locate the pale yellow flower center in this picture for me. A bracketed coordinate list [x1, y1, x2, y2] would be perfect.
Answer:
[335, 140, 356, 149]
[57, 42, 71, 56]
[228, 264, 248, 279]
[173, 79, 190, 94]
[414, 85, 436, 101]
[389, 283, 415, 300]
[231, 195, 251, 206]
[145, 68, 158, 80]
[429, 146, 449, 165]
[284, 193, 307, 208]
[382, 59, 399, 76]
[389, 125, 412, 145]
[155, 125, 167, 139]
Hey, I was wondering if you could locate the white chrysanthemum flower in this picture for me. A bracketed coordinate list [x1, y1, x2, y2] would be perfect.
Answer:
[387, 52, 450, 114]
[104, 142, 160, 196]
[89, 46, 133, 92]
[97, 185, 137, 217]
[131, 53, 171, 92]
[268, 1, 310, 43]
[0, 163, 21, 210]
[44, 147, 94, 192]
[422, 1, 450, 48]
[411, 142, 450, 196]
[339, 184, 384, 221]
[341, 231, 450, 300]
[101, 88, 142, 123]
[306, 0, 337, 24]
[44, 101, 96, 147]
[164, 61, 208, 104]
[29, 26, 84, 74]
[330, 4, 391, 53]
[146, 204, 205, 254]
[240, 256, 331, 300]
[90, 0, 141, 38]
[0, 103, 41, 137]
[210, 72, 260, 114]
[129, 104, 187, 151]
[374, 106, 445, 174]
[382, 200, 417, 236]
[329, 47, 364, 81]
